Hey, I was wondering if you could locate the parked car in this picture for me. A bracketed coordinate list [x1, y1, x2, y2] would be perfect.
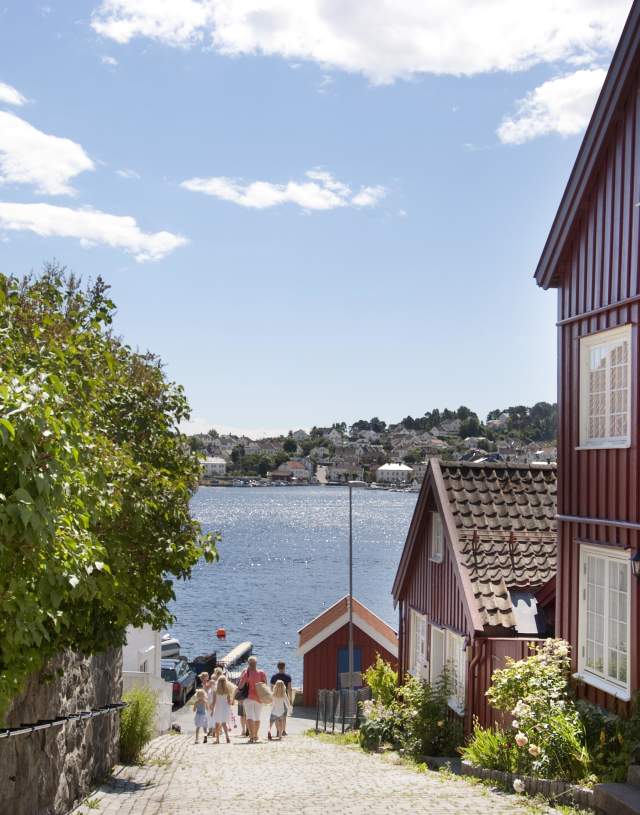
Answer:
[161, 658, 196, 706]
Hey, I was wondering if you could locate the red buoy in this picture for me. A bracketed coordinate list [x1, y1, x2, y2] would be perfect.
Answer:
[216, 628, 226, 640]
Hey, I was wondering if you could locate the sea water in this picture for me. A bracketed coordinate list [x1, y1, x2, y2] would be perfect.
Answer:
[168, 486, 417, 684]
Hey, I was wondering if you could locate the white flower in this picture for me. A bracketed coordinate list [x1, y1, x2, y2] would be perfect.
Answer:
[513, 778, 525, 794]
[528, 744, 541, 758]
[512, 720, 519, 729]
[515, 732, 528, 748]
[68, 576, 80, 588]
[95, 561, 105, 571]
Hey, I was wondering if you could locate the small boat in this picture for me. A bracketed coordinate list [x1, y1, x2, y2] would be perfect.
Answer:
[161, 632, 181, 658]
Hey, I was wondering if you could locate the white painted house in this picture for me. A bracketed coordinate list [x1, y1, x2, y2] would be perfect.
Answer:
[202, 456, 226, 477]
[376, 462, 414, 484]
[122, 624, 172, 734]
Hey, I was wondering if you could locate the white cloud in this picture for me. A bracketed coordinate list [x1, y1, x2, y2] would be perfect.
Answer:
[181, 169, 385, 211]
[0, 202, 187, 262]
[0, 111, 94, 195]
[0, 81, 27, 106]
[497, 68, 607, 144]
[91, 1, 628, 84]
[101, 54, 119, 66]
[116, 167, 141, 179]
[317, 74, 333, 94]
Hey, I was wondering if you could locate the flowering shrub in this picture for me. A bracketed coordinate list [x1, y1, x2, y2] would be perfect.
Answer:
[463, 640, 590, 783]
[460, 720, 518, 771]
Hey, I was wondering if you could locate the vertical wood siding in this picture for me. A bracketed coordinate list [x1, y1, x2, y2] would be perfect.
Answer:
[302, 623, 397, 707]
[556, 74, 640, 713]
[403, 501, 467, 635]
[471, 639, 544, 730]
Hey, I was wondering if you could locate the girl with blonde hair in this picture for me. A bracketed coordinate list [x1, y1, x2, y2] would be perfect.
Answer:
[270, 680, 291, 740]
[212, 675, 233, 744]
[192, 688, 208, 744]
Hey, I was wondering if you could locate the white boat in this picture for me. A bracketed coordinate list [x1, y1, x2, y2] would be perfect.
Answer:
[161, 632, 181, 658]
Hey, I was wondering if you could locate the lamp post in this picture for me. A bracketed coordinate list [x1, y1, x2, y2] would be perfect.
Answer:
[347, 480, 367, 693]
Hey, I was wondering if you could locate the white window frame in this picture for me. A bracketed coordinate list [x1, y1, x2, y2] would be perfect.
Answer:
[409, 608, 428, 679]
[579, 324, 632, 449]
[430, 626, 466, 713]
[576, 544, 631, 700]
[429, 626, 445, 684]
[445, 630, 466, 714]
[430, 512, 444, 563]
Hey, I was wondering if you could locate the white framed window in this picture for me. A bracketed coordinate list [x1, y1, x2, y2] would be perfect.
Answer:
[579, 325, 632, 448]
[430, 626, 466, 713]
[409, 609, 428, 679]
[430, 626, 445, 683]
[430, 512, 444, 563]
[577, 545, 630, 699]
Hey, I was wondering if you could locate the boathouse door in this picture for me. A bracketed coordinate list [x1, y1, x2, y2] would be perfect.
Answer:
[337, 646, 362, 688]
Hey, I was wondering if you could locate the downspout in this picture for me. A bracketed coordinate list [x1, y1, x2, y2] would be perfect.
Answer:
[398, 599, 404, 684]
[466, 637, 486, 735]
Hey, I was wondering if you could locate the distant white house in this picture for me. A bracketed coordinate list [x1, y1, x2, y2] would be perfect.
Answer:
[122, 625, 172, 735]
[202, 456, 226, 477]
[376, 462, 414, 484]
[291, 429, 309, 441]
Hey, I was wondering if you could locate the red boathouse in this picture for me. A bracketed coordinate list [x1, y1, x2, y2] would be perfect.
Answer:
[298, 596, 398, 707]
[534, 0, 640, 715]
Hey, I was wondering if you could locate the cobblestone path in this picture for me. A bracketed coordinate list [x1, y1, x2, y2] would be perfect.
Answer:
[70, 729, 534, 815]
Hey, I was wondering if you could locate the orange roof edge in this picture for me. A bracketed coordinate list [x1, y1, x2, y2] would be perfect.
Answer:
[298, 595, 397, 648]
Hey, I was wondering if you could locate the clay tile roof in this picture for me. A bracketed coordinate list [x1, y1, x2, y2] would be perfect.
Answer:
[441, 462, 557, 631]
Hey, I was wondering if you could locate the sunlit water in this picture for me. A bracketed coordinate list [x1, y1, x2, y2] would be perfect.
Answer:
[168, 486, 417, 685]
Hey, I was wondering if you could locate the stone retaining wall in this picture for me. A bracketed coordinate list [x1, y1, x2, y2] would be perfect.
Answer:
[461, 760, 594, 809]
[0, 648, 122, 815]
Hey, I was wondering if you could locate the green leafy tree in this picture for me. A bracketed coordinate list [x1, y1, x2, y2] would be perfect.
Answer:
[282, 438, 297, 453]
[0, 266, 217, 718]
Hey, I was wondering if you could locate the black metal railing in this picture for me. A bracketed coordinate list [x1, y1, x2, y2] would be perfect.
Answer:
[0, 701, 126, 739]
[315, 688, 370, 734]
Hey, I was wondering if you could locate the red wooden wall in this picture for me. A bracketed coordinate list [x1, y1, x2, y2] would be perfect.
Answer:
[555, 69, 640, 713]
[401, 493, 468, 634]
[302, 622, 397, 707]
[470, 638, 544, 730]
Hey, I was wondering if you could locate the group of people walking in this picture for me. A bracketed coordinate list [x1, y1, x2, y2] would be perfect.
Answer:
[192, 656, 293, 745]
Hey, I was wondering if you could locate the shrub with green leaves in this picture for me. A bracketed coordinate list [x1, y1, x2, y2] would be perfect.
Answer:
[578, 696, 640, 782]
[0, 267, 218, 719]
[396, 669, 463, 757]
[467, 639, 590, 782]
[460, 720, 518, 772]
[119, 686, 157, 764]
[363, 654, 398, 708]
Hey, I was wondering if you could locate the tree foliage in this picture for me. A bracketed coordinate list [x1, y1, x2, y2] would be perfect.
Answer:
[0, 266, 217, 718]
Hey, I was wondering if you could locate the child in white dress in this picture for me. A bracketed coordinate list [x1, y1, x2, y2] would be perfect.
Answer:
[270, 680, 291, 740]
[213, 676, 233, 744]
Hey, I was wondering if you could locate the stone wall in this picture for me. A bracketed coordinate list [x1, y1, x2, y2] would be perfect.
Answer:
[0, 648, 122, 815]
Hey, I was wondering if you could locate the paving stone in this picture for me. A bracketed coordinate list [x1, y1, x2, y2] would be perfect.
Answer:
[69, 727, 535, 815]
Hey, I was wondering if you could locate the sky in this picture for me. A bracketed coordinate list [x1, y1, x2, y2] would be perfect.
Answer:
[0, 1, 633, 437]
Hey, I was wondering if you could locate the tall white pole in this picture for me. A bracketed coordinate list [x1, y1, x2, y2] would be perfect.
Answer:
[348, 482, 354, 693]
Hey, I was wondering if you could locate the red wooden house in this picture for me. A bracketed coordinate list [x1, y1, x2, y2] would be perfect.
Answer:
[534, 0, 640, 715]
[298, 596, 398, 707]
[392, 459, 557, 731]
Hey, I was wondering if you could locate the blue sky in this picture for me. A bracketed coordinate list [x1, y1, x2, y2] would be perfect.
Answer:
[0, 2, 632, 436]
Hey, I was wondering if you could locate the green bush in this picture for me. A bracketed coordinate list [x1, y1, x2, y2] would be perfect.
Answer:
[460, 721, 518, 772]
[468, 639, 590, 783]
[396, 669, 463, 757]
[120, 686, 157, 764]
[578, 696, 640, 782]
[363, 654, 398, 708]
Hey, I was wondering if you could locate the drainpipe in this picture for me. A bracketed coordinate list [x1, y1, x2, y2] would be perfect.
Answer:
[466, 637, 485, 734]
[398, 600, 404, 684]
